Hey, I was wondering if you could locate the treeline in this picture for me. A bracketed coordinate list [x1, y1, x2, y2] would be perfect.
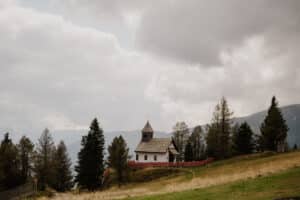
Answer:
[0, 118, 130, 192]
[0, 96, 295, 193]
[172, 96, 292, 162]
[0, 129, 73, 192]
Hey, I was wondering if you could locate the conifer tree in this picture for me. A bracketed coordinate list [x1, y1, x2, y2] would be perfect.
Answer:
[232, 122, 254, 155]
[230, 123, 240, 155]
[18, 136, 34, 183]
[260, 96, 289, 152]
[219, 97, 233, 158]
[75, 118, 105, 190]
[53, 141, 73, 192]
[107, 136, 130, 184]
[184, 140, 193, 162]
[206, 97, 233, 159]
[172, 121, 189, 161]
[33, 128, 56, 190]
[206, 115, 219, 158]
[189, 126, 204, 160]
[0, 133, 21, 189]
[253, 134, 264, 152]
[293, 144, 298, 151]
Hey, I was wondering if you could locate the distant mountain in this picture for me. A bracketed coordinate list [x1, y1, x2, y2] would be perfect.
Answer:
[234, 104, 300, 148]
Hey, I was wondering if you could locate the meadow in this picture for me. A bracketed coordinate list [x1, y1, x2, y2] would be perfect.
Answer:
[37, 151, 300, 200]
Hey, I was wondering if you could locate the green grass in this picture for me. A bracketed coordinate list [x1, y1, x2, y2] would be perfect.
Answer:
[126, 166, 300, 200]
[181, 151, 300, 180]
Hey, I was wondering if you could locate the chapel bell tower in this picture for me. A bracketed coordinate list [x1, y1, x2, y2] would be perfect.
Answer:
[141, 121, 153, 142]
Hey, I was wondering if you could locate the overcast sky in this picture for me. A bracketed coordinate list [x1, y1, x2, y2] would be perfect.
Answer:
[0, 0, 300, 135]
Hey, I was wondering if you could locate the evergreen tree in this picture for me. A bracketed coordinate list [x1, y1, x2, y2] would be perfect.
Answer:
[232, 122, 254, 155]
[260, 96, 289, 152]
[219, 97, 233, 158]
[0, 133, 21, 190]
[172, 121, 189, 161]
[17, 136, 34, 183]
[253, 134, 264, 152]
[75, 118, 105, 190]
[107, 136, 130, 184]
[184, 140, 193, 162]
[33, 128, 56, 191]
[206, 115, 219, 158]
[206, 97, 233, 159]
[293, 144, 298, 151]
[230, 123, 240, 155]
[53, 141, 73, 192]
[189, 126, 204, 160]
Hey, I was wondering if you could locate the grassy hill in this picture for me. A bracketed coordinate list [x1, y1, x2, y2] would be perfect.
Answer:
[126, 166, 300, 200]
[38, 151, 300, 200]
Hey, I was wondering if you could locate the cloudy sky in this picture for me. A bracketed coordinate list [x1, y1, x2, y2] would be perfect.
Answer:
[1, 0, 300, 135]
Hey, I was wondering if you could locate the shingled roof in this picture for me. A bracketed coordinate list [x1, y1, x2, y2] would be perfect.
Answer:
[135, 138, 177, 153]
[142, 121, 153, 133]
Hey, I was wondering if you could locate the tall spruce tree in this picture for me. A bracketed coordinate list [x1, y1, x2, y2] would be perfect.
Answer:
[184, 140, 193, 162]
[33, 128, 56, 190]
[0, 133, 21, 190]
[172, 121, 189, 161]
[190, 126, 204, 161]
[18, 136, 34, 183]
[232, 122, 254, 155]
[206, 111, 220, 159]
[219, 97, 233, 158]
[260, 96, 289, 152]
[206, 97, 233, 159]
[107, 136, 130, 184]
[53, 141, 73, 192]
[75, 118, 105, 190]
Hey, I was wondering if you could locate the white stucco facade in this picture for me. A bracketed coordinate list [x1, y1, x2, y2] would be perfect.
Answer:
[135, 121, 178, 163]
[135, 152, 169, 163]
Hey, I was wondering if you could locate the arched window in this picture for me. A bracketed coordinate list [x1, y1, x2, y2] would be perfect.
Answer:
[136, 154, 139, 161]
[144, 154, 148, 160]
[154, 155, 157, 161]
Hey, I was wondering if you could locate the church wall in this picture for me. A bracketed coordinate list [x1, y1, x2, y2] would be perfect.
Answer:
[136, 152, 169, 163]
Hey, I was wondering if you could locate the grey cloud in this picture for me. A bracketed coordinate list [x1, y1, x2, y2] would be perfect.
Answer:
[136, 0, 300, 66]
[0, 2, 164, 136]
[1, 0, 300, 136]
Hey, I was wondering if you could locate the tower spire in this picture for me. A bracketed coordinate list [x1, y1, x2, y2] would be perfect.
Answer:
[141, 121, 153, 142]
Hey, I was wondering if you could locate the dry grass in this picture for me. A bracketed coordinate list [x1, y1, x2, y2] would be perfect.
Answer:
[38, 151, 300, 200]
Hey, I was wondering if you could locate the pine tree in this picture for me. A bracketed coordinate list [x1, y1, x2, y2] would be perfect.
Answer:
[260, 96, 289, 152]
[18, 136, 34, 183]
[184, 140, 193, 162]
[232, 122, 254, 155]
[206, 97, 233, 159]
[230, 123, 240, 155]
[293, 144, 298, 151]
[107, 136, 130, 184]
[219, 97, 233, 158]
[172, 122, 189, 161]
[189, 126, 204, 161]
[75, 118, 105, 190]
[206, 114, 219, 159]
[253, 134, 264, 152]
[0, 133, 21, 190]
[53, 141, 73, 192]
[33, 128, 56, 191]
